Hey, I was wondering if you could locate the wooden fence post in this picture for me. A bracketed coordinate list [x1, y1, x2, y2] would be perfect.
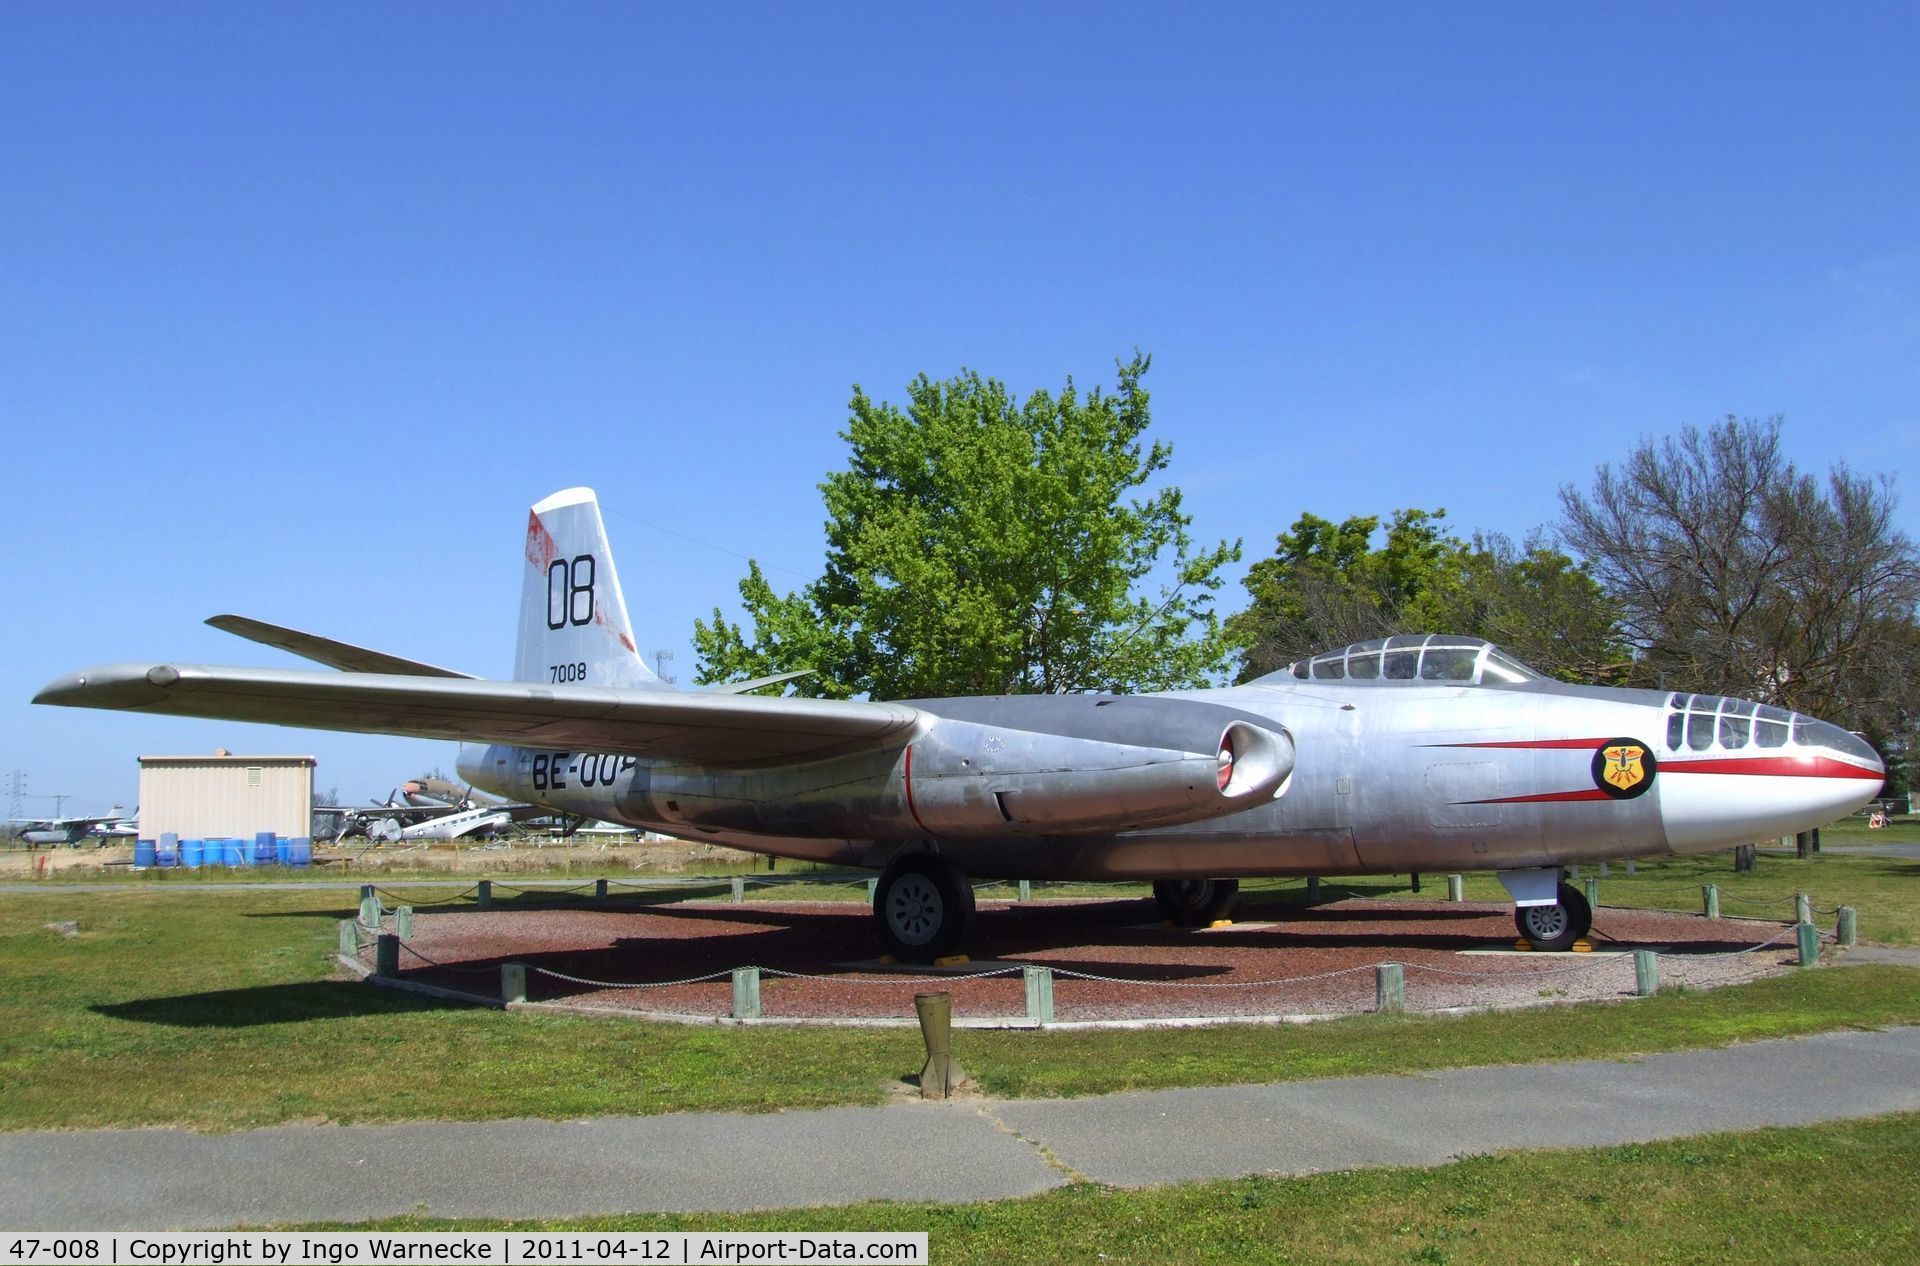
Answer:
[1376, 963, 1405, 1013]
[731, 966, 761, 1019]
[1633, 949, 1658, 996]
[501, 962, 526, 1004]
[1023, 964, 1054, 1023]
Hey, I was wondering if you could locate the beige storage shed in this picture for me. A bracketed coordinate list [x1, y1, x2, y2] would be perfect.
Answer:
[138, 750, 315, 841]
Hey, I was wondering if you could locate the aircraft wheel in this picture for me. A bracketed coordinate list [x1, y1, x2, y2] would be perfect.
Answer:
[1153, 878, 1239, 927]
[874, 853, 972, 961]
[1514, 882, 1592, 952]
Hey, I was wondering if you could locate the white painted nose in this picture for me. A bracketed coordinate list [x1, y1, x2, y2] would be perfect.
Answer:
[1656, 694, 1885, 852]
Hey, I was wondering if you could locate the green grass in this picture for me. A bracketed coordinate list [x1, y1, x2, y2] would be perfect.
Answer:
[3, 885, 1918, 1132]
[309, 1113, 1920, 1263]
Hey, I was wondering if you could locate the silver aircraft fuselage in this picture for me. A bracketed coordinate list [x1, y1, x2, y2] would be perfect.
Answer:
[457, 662, 1885, 881]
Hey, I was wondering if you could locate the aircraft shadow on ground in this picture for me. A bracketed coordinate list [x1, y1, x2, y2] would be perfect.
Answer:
[93, 980, 463, 1028]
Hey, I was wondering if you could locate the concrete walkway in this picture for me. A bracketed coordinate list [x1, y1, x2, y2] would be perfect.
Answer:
[6, 1026, 1919, 1230]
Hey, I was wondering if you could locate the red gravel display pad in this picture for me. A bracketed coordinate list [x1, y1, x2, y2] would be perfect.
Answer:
[382, 895, 1802, 1023]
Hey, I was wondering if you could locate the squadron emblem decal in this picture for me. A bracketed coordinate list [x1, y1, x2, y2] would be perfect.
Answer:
[1592, 739, 1656, 799]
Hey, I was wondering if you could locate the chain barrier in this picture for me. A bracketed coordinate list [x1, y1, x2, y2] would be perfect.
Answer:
[1404, 957, 1624, 979]
[372, 884, 480, 906]
[530, 965, 737, 990]
[1046, 963, 1379, 989]
[394, 941, 500, 976]
[1659, 926, 1803, 959]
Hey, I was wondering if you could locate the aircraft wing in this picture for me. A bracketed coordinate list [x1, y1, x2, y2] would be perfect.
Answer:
[34, 664, 926, 765]
[206, 615, 476, 679]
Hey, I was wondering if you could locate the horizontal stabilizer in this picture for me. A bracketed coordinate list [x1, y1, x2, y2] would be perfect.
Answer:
[705, 669, 817, 695]
[35, 663, 925, 765]
[207, 615, 474, 679]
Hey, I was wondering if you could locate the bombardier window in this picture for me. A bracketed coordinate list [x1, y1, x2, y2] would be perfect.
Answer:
[1658, 696, 1873, 761]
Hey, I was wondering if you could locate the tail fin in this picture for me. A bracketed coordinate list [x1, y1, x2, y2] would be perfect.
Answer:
[516, 487, 666, 690]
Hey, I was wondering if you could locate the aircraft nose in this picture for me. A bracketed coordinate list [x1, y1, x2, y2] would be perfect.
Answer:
[1658, 699, 1886, 853]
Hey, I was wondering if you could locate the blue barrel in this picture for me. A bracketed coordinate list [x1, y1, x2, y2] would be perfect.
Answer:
[287, 837, 312, 867]
[274, 837, 291, 865]
[181, 838, 204, 868]
[253, 832, 276, 865]
[134, 839, 157, 867]
[161, 831, 179, 853]
[230, 838, 250, 866]
[155, 840, 178, 867]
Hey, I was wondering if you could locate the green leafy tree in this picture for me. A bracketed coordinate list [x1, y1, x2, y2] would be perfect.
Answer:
[694, 354, 1240, 699]
[1229, 510, 1625, 684]
[1228, 508, 1459, 680]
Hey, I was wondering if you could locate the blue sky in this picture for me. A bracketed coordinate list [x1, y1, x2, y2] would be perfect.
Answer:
[4, 4, 1916, 813]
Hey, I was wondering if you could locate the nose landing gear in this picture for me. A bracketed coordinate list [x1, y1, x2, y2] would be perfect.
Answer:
[1514, 881, 1593, 952]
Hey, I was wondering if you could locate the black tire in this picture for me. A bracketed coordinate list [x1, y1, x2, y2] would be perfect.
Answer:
[874, 853, 972, 961]
[1153, 878, 1240, 927]
[1514, 881, 1593, 952]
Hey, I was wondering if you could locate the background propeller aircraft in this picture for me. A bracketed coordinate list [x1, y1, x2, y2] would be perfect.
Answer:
[35, 488, 1885, 958]
[7, 807, 136, 847]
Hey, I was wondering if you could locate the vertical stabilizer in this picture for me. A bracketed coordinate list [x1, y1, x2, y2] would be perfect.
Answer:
[516, 488, 664, 690]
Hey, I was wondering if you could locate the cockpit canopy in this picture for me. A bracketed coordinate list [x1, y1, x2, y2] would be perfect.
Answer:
[1263, 634, 1541, 687]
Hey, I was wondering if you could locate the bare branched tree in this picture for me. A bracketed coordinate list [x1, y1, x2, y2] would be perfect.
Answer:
[1559, 416, 1920, 743]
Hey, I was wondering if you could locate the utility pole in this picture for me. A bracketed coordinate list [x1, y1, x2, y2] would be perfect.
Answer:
[651, 649, 677, 685]
[4, 770, 23, 825]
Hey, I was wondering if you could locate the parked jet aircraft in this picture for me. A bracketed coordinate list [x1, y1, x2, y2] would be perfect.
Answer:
[35, 488, 1886, 957]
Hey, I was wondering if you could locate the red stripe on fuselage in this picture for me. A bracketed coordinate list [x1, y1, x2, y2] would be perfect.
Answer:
[902, 745, 932, 835]
[1663, 755, 1881, 779]
[1429, 738, 1614, 750]
[1458, 788, 1613, 805]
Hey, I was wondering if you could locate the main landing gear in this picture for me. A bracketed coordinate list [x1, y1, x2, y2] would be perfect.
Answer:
[873, 851, 975, 961]
[1514, 881, 1592, 952]
[1153, 878, 1239, 927]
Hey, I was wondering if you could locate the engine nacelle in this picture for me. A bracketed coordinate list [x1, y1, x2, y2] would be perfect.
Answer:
[899, 718, 1293, 836]
[631, 699, 1295, 841]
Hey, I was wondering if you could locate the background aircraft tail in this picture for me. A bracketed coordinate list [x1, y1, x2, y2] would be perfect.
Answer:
[515, 487, 665, 690]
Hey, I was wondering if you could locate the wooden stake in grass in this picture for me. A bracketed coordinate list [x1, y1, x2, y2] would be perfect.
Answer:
[1446, 874, 1463, 903]
[395, 906, 413, 939]
[1703, 885, 1720, 919]
[476, 880, 492, 911]
[501, 962, 526, 1005]
[1797, 923, 1819, 967]
[1838, 906, 1858, 947]
[375, 933, 398, 978]
[915, 992, 963, 1099]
